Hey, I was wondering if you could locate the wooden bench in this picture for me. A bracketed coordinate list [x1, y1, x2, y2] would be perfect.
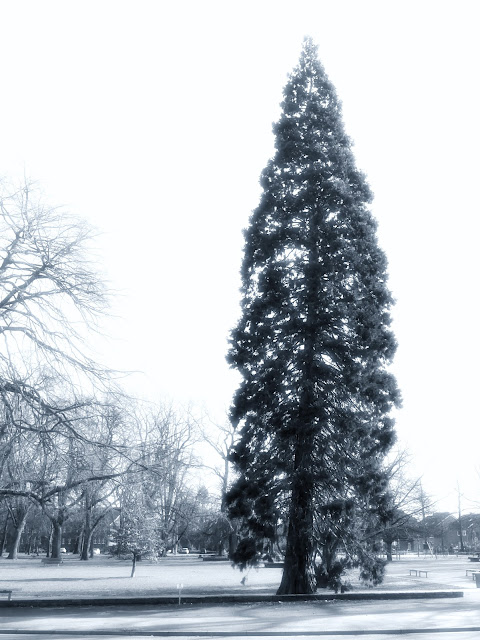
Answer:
[0, 590, 12, 601]
[468, 557, 480, 562]
[409, 569, 428, 577]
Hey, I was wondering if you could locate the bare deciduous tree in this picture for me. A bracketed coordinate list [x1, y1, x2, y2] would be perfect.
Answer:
[0, 179, 122, 540]
[198, 415, 239, 556]
[199, 415, 236, 512]
[0, 179, 111, 402]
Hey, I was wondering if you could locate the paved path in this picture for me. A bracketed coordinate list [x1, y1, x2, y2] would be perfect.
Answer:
[1, 592, 480, 639]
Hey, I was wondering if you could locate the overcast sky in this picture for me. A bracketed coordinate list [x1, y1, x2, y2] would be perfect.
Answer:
[0, 0, 479, 513]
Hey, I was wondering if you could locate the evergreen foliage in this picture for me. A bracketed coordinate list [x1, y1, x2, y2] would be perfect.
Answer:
[227, 38, 401, 594]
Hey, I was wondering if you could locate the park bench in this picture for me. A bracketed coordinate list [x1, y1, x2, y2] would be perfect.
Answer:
[409, 569, 428, 577]
[468, 557, 480, 562]
[0, 590, 12, 601]
[466, 570, 480, 580]
[41, 557, 63, 565]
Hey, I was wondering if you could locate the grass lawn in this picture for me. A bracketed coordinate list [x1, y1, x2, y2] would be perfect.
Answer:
[0, 553, 476, 600]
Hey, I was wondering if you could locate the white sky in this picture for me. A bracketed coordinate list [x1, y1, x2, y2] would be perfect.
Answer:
[0, 0, 479, 514]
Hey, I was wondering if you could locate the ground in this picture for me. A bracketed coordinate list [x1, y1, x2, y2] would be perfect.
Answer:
[1, 553, 480, 638]
[0, 553, 477, 598]
[1, 597, 480, 639]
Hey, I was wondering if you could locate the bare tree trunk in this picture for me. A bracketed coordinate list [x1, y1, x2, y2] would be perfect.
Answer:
[75, 528, 84, 555]
[7, 512, 28, 560]
[80, 504, 91, 561]
[26, 530, 33, 555]
[81, 532, 93, 561]
[46, 523, 54, 558]
[81, 506, 110, 560]
[51, 522, 62, 559]
[0, 512, 9, 556]
[458, 485, 465, 553]
[221, 455, 229, 513]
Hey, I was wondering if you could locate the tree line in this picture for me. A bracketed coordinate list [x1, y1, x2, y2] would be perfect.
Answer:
[0, 179, 231, 563]
[0, 399, 230, 562]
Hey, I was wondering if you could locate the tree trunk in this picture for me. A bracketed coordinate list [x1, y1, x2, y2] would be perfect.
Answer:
[26, 531, 32, 555]
[81, 506, 92, 561]
[75, 530, 84, 556]
[277, 436, 316, 594]
[7, 512, 28, 560]
[229, 530, 238, 558]
[0, 512, 9, 556]
[316, 532, 339, 588]
[51, 522, 62, 559]
[277, 227, 319, 596]
[46, 524, 54, 558]
[220, 455, 229, 513]
[385, 540, 393, 562]
[131, 552, 137, 578]
[81, 531, 93, 561]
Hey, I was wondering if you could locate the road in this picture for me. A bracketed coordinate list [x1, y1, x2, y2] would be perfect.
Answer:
[1, 593, 480, 639]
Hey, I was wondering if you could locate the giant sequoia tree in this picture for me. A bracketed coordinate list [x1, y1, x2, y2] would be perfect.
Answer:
[227, 39, 401, 594]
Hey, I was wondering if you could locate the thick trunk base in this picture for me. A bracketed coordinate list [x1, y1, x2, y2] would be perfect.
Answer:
[276, 505, 316, 594]
[277, 558, 317, 595]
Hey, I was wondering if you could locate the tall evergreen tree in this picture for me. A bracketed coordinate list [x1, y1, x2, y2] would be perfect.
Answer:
[227, 38, 401, 595]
